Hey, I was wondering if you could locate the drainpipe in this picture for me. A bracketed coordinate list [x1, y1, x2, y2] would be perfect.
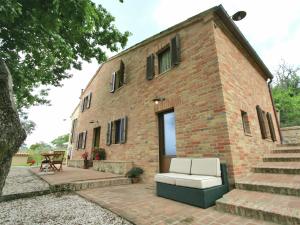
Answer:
[268, 78, 283, 144]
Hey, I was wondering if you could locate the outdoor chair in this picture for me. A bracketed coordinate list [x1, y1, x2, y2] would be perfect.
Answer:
[51, 151, 65, 171]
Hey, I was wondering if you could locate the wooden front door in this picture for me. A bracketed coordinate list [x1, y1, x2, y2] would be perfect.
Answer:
[158, 110, 177, 173]
[93, 126, 101, 149]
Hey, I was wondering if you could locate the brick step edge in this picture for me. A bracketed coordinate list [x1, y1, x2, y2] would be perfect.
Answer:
[253, 167, 300, 174]
[263, 157, 300, 162]
[216, 200, 300, 225]
[235, 183, 300, 197]
[70, 178, 131, 191]
[272, 149, 300, 153]
[0, 189, 52, 203]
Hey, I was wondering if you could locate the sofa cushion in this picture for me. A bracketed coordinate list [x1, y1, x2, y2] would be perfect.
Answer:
[155, 173, 192, 185]
[169, 158, 191, 174]
[191, 158, 221, 177]
[175, 175, 222, 189]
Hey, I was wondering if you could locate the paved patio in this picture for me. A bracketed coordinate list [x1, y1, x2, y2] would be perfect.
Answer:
[30, 166, 123, 185]
[77, 184, 276, 225]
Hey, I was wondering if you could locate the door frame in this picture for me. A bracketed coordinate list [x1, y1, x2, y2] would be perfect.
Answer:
[157, 108, 176, 173]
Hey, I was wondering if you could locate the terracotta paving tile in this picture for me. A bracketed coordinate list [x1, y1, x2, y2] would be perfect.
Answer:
[30, 166, 122, 185]
[77, 184, 276, 225]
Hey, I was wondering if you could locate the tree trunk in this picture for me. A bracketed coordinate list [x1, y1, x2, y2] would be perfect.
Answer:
[0, 60, 26, 196]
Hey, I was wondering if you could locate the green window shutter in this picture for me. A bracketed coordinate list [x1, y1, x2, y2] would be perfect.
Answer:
[87, 93, 92, 109]
[267, 112, 277, 141]
[80, 99, 85, 112]
[120, 116, 128, 144]
[170, 34, 180, 67]
[119, 60, 125, 84]
[146, 54, 155, 80]
[256, 105, 267, 139]
[110, 72, 116, 93]
[82, 131, 87, 149]
[106, 122, 112, 146]
[75, 134, 79, 149]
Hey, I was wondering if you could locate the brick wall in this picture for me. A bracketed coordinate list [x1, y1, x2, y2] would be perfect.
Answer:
[281, 126, 300, 144]
[213, 18, 280, 183]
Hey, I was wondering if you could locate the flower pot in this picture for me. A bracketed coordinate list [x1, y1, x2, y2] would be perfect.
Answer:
[131, 177, 140, 183]
[83, 159, 88, 169]
[95, 154, 100, 160]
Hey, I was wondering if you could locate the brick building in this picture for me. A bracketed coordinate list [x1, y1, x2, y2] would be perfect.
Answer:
[69, 5, 281, 185]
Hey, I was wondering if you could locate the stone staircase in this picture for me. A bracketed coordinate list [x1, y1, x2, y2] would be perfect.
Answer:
[216, 144, 300, 225]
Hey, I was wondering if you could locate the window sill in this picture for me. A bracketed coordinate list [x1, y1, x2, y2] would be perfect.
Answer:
[156, 66, 178, 79]
[244, 133, 252, 137]
[113, 83, 126, 93]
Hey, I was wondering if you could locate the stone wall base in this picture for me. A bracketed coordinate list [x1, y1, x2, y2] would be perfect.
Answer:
[93, 160, 133, 175]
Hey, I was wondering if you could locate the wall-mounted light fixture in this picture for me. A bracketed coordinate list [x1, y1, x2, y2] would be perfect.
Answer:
[152, 96, 165, 105]
[89, 120, 99, 124]
[232, 11, 247, 21]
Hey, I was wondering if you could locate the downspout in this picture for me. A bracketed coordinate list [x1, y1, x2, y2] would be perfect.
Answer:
[268, 79, 283, 144]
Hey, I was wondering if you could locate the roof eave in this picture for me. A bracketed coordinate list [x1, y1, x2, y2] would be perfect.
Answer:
[214, 5, 273, 80]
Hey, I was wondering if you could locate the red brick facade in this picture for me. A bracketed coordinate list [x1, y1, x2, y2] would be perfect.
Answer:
[70, 6, 279, 184]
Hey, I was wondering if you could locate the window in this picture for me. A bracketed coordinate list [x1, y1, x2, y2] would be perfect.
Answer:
[81, 93, 92, 112]
[110, 60, 125, 93]
[70, 119, 78, 144]
[113, 119, 121, 144]
[241, 111, 251, 135]
[106, 117, 127, 145]
[158, 46, 171, 74]
[146, 34, 180, 79]
[256, 105, 276, 141]
[77, 131, 87, 149]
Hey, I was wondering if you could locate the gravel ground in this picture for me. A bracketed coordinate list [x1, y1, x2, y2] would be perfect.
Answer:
[2, 167, 49, 196]
[0, 193, 132, 225]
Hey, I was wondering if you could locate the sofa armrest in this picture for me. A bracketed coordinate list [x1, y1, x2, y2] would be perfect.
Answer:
[220, 164, 229, 188]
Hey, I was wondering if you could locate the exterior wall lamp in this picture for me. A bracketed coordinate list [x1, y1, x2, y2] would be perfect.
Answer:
[232, 11, 247, 21]
[152, 97, 165, 105]
[89, 120, 99, 124]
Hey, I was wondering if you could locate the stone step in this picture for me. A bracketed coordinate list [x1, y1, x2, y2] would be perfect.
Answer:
[69, 177, 131, 191]
[216, 189, 300, 225]
[263, 153, 300, 162]
[277, 144, 300, 147]
[272, 148, 300, 154]
[253, 162, 300, 174]
[235, 173, 300, 196]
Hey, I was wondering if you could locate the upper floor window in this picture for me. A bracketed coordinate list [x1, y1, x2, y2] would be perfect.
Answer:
[110, 60, 125, 93]
[81, 92, 92, 112]
[146, 34, 180, 80]
[158, 46, 171, 73]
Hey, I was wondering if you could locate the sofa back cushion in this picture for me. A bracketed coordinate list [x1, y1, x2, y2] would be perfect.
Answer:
[191, 158, 221, 177]
[169, 158, 191, 174]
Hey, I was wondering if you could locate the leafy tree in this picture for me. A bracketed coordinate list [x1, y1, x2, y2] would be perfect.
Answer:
[51, 134, 69, 149]
[0, 0, 129, 195]
[29, 142, 53, 152]
[272, 61, 300, 127]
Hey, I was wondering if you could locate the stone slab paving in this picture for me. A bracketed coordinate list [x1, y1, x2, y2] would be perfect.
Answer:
[2, 167, 50, 196]
[0, 193, 132, 225]
[77, 184, 276, 225]
[30, 166, 123, 185]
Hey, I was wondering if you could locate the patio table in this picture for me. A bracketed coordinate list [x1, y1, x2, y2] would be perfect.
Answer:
[40, 153, 62, 172]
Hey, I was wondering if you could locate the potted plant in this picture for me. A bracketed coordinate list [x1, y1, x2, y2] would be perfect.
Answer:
[93, 148, 106, 160]
[126, 167, 144, 183]
[81, 151, 89, 169]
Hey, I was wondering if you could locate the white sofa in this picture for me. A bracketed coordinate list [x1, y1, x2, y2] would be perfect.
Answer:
[155, 158, 229, 208]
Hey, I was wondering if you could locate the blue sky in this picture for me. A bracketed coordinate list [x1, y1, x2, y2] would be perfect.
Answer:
[25, 0, 300, 146]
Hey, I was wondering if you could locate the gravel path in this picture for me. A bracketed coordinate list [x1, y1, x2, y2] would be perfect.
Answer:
[0, 193, 132, 225]
[2, 167, 49, 196]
